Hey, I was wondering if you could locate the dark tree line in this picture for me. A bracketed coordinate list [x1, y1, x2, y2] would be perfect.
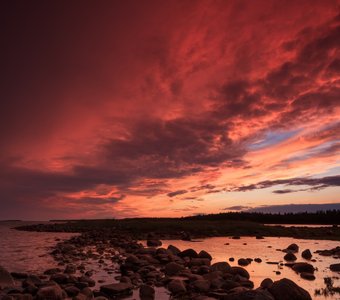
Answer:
[185, 210, 340, 225]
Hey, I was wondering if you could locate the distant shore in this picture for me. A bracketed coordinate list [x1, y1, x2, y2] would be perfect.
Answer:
[15, 216, 340, 241]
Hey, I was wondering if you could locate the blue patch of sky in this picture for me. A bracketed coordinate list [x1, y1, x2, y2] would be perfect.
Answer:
[249, 128, 301, 151]
[284, 140, 339, 163]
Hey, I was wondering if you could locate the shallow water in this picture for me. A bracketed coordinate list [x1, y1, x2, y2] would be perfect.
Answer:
[158, 236, 340, 299]
[0, 221, 76, 273]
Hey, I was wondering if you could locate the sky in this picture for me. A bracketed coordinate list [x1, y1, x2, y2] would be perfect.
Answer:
[0, 0, 339, 220]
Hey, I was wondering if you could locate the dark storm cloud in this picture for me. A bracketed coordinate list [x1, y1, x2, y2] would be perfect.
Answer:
[228, 175, 340, 193]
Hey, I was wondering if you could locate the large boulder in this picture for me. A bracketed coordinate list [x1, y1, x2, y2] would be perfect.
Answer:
[147, 240, 162, 247]
[139, 284, 155, 300]
[292, 263, 314, 274]
[285, 244, 299, 253]
[0, 266, 15, 288]
[210, 262, 231, 273]
[168, 279, 186, 294]
[230, 266, 250, 279]
[193, 279, 211, 292]
[284, 252, 297, 262]
[164, 262, 184, 276]
[178, 249, 198, 258]
[167, 245, 181, 255]
[100, 283, 133, 297]
[301, 249, 312, 260]
[330, 263, 340, 272]
[268, 278, 312, 300]
[198, 250, 212, 260]
[36, 284, 65, 300]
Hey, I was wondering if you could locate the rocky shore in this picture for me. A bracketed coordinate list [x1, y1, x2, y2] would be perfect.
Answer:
[0, 228, 320, 300]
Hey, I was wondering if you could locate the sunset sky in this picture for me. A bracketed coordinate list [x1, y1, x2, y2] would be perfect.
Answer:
[1, 0, 339, 220]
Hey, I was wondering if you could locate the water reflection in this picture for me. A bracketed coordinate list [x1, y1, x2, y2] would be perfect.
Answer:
[157, 236, 340, 299]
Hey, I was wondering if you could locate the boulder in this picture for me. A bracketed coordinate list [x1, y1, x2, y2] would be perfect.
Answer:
[0, 266, 15, 288]
[238, 258, 250, 266]
[147, 240, 162, 247]
[167, 245, 181, 255]
[178, 249, 198, 258]
[36, 285, 65, 300]
[284, 252, 297, 262]
[198, 250, 212, 260]
[285, 244, 299, 253]
[300, 272, 315, 280]
[210, 262, 231, 273]
[64, 285, 80, 297]
[291, 263, 314, 274]
[230, 266, 250, 279]
[301, 249, 312, 260]
[164, 262, 184, 276]
[268, 278, 312, 300]
[139, 284, 155, 300]
[100, 283, 133, 297]
[260, 278, 273, 289]
[168, 279, 186, 294]
[330, 263, 340, 272]
[193, 279, 210, 292]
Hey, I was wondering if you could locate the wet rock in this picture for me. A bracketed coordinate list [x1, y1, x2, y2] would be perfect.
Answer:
[164, 262, 184, 276]
[10, 272, 28, 280]
[230, 266, 250, 279]
[291, 262, 314, 274]
[210, 262, 231, 273]
[64, 264, 77, 274]
[301, 249, 312, 260]
[198, 250, 212, 260]
[300, 272, 315, 280]
[36, 284, 65, 300]
[147, 240, 162, 247]
[125, 254, 141, 265]
[168, 279, 186, 294]
[139, 284, 155, 300]
[167, 245, 180, 255]
[284, 252, 297, 262]
[64, 285, 80, 297]
[178, 249, 198, 258]
[221, 280, 241, 291]
[268, 278, 312, 300]
[260, 278, 273, 289]
[193, 279, 210, 292]
[100, 282, 133, 297]
[238, 258, 250, 266]
[330, 263, 340, 272]
[190, 258, 211, 266]
[285, 243, 299, 253]
[0, 266, 15, 288]
[50, 273, 68, 284]
[44, 268, 61, 275]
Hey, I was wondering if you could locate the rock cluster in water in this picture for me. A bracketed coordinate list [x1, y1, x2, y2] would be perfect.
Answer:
[0, 231, 314, 300]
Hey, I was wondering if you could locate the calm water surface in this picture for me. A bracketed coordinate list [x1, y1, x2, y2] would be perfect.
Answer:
[160, 236, 340, 299]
